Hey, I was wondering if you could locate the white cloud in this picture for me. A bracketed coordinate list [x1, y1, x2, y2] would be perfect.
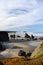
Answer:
[0, 0, 43, 30]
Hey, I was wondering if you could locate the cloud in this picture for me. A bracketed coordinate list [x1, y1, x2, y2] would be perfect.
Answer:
[0, 0, 43, 31]
[8, 9, 29, 16]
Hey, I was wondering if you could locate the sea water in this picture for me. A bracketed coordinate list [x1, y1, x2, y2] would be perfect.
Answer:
[29, 41, 41, 46]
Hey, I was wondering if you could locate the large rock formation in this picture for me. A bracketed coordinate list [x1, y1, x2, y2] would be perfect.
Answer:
[25, 33, 31, 39]
[31, 42, 43, 58]
[0, 31, 9, 42]
[0, 43, 5, 52]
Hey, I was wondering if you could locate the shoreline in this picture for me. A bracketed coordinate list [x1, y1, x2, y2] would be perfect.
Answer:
[0, 40, 42, 60]
[0, 38, 43, 64]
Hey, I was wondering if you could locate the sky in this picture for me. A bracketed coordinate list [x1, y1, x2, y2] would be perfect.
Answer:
[0, 0, 43, 32]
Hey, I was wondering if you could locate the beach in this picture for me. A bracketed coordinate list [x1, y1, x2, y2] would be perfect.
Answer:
[0, 40, 41, 59]
[0, 39, 42, 59]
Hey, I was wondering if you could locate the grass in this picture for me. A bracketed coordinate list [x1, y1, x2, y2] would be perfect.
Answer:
[0, 57, 43, 65]
[31, 42, 43, 58]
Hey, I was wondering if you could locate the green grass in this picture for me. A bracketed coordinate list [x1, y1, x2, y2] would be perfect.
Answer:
[31, 42, 43, 58]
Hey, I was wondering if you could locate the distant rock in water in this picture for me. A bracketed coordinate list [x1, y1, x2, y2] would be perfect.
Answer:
[31, 42, 43, 58]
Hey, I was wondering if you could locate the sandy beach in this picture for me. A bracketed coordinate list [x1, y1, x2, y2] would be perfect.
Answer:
[0, 39, 41, 59]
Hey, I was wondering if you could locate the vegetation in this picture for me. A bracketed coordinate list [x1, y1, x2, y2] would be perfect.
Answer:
[0, 57, 43, 65]
[31, 42, 43, 58]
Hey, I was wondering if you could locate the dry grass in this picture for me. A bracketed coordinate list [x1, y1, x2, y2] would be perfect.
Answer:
[31, 42, 43, 58]
[0, 56, 43, 65]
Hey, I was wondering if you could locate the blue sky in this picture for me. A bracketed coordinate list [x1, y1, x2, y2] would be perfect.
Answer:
[0, 0, 43, 32]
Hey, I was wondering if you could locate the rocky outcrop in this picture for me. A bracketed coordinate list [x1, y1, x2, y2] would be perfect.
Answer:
[18, 50, 26, 57]
[27, 52, 32, 57]
[0, 43, 5, 52]
[0, 31, 9, 42]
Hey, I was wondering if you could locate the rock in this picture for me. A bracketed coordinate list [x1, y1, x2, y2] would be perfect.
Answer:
[27, 52, 32, 57]
[18, 50, 26, 57]
[0, 31, 9, 42]
[0, 43, 5, 52]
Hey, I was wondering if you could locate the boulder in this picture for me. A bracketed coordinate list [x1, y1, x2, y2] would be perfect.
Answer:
[27, 52, 32, 57]
[0, 43, 5, 52]
[18, 50, 26, 57]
